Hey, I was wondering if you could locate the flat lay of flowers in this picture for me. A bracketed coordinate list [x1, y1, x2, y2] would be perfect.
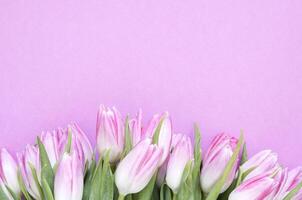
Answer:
[0, 105, 301, 200]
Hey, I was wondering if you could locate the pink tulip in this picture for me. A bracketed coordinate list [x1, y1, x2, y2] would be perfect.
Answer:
[115, 139, 163, 196]
[143, 112, 172, 165]
[96, 105, 124, 162]
[166, 134, 193, 193]
[129, 109, 143, 146]
[229, 172, 280, 200]
[200, 133, 239, 193]
[18, 145, 42, 199]
[41, 130, 62, 167]
[54, 151, 83, 200]
[0, 177, 14, 200]
[68, 123, 93, 166]
[0, 148, 20, 196]
[273, 167, 302, 200]
[240, 150, 279, 181]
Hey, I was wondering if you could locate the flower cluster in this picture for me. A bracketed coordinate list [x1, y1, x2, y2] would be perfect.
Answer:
[0, 105, 301, 200]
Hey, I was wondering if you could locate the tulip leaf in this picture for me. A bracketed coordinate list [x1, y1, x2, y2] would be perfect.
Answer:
[283, 180, 302, 200]
[41, 177, 54, 200]
[29, 163, 44, 199]
[0, 186, 10, 200]
[133, 173, 157, 200]
[89, 159, 103, 200]
[152, 117, 165, 144]
[240, 143, 248, 165]
[17, 170, 33, 200]
[100, 152, 114, 200]
[83, 158, 96, 200]
[37, 137, 54, 192]
[160, 184, 172, 200]
[192, 124, 202, 200]
[205, 133, 244, 200]
[122, 116, 132, 159]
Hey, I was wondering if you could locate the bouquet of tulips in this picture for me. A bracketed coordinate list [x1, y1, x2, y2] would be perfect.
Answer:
[1, 105, 302, 200]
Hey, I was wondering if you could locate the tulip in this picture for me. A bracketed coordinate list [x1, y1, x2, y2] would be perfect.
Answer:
[200, 133, 239, 193]
[0, 148, 20, 196]
[17, 145, 42, 199]
[115, 139, 163, 196]
[41, 130, 62, 167]
[229, 173, 280, 200]
[166, 135, 193, 193]
[143, 112, 172, 165]
[0, 177, 14, 200]
[129, 109, 143, 146]
[54, 152, 83, 200]
[240, 150, 279, 181]
[273, 167, 302, 200]
[68, 123, 93, 166]
[96, 105, 124, 162]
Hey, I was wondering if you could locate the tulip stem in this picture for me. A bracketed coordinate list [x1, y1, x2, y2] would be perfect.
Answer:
[118, 194, 125, 200]
[173, 193, 177, 200]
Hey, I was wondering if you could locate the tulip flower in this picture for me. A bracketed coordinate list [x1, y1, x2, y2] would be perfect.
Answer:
[41, 130, 62, 167]
[18, 145, 42, 199]
[240, 150, 279, 181]
[0, 149, 20, 196]
[200, 133, 239, 193]
[68, 123, 93, 166]
[143, 112, 172, 165]
[115, 139, 163, 196]
[0, 177, 14, 200]
[96, 105, 124, 162]
[229, 173, 280, 200]
[129, 109, 143, 146]
[273, 167, 302, 199]
[166, 135, 193, 193]
[54, 152, 83, 200]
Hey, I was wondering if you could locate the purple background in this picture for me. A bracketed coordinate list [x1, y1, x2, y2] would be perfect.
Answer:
[1, 1, 302, 168]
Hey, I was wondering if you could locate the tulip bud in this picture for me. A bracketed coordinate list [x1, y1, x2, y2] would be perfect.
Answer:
[274, 167, 302, 199]
[0, 177, 14, 200]
[54, 152, 83, 200]
[240, 150, 279, 181]
[96, 105, 124, 163]
[129, 109, 143, 146]
[41, 130, 61, 167]
[144, 112, 172, 165]
[17, 145, 42, 199]
[229, 173, 279, 200]
[0, 148, 20, 196]
[115, 139, 163, 196]
[68, 123, 93, 166]
[200, 133, 239, 193]
[166, 135, 193, 193]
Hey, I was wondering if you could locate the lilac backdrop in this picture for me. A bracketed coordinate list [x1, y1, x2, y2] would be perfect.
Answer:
[1, 1, 302, 167]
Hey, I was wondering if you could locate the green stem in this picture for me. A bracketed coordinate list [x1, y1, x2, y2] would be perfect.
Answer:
[173, 193, 177, 200]
[118, 194, 125, 200]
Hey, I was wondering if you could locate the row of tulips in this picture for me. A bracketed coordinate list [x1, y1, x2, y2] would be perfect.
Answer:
[0, 105, 302, 200]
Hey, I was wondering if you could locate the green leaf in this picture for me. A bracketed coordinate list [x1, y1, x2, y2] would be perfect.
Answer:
[133, 173, 157, 200]
[83, 158, 96, 200]
[240, 143, 248, 165]
[192, 124, 202, 200]
[37, 137, 54, 193]
[17, 170, 33, 200]
[206, 133, 244, 200]
[122, 116, 132, 159]
[152, 116, 165, 144]
[89, 159, 103, 200]
[28, 163, 44, 199]
[100, 153, 114, 200]
[0, 186, 9, 200]
[41, 178, 54, 200]
[283, 180, 302, 200]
